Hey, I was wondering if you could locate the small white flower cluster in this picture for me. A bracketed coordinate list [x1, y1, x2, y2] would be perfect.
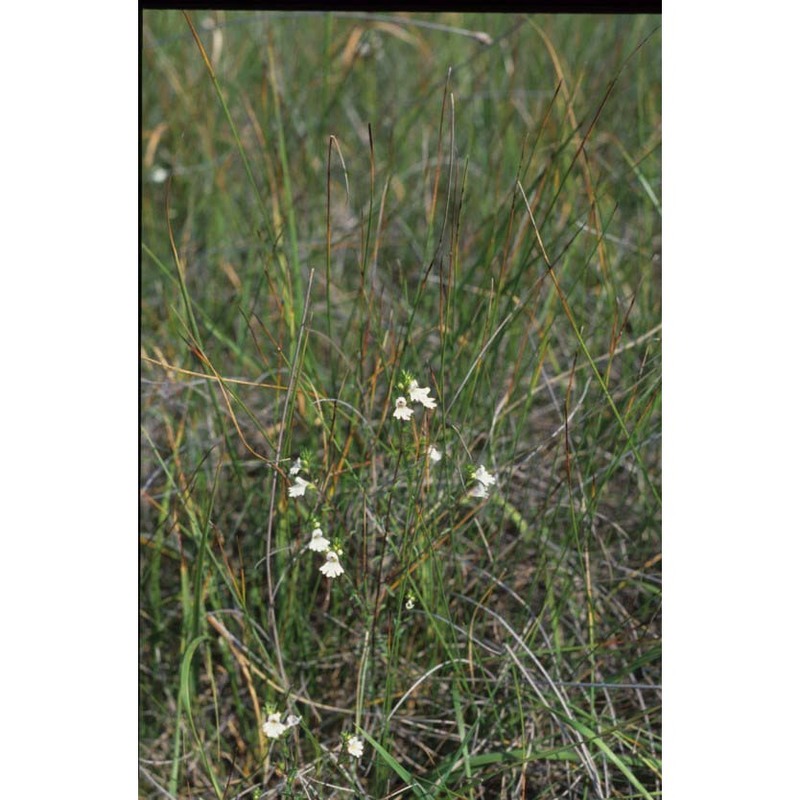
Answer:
[306, 521, 345, 579]
[263, 709, 368, 762]
[260, 368, 503, 768]
[468, 464, 496, 499]
[288, 456, 315, 498]
[262, 710, 301, 740]
[393, 374, 437, 421]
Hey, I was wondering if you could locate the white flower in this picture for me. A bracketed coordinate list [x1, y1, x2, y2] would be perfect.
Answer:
[405, 594, 415, 610]
[286, 714, 302, 728]
[320, 550, 344, 578]
[347, 736, 365, 758]
[393, 396, 414, 421]
[468, 482, 489, 499]
[474, 465, 496, 487]
[427, 445, 442, 463]
[308, 526, 330, 552]
[262, 712, 287, 739]
[408, 380, 437, 409]
[289, 457, 303, 477]
[288, 476, 313, 497]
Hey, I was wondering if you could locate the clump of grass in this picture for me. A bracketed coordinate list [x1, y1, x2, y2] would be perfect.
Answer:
[141, 11, 661, 799]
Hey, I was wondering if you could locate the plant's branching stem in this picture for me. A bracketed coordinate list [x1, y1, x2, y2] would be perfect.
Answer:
[264, 270, 316, 690]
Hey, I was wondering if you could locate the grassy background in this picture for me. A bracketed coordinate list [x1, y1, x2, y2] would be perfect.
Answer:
[141, 11, 661, 799]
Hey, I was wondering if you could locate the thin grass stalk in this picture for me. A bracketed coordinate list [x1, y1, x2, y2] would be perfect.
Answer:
[517, 180, 661, 508]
